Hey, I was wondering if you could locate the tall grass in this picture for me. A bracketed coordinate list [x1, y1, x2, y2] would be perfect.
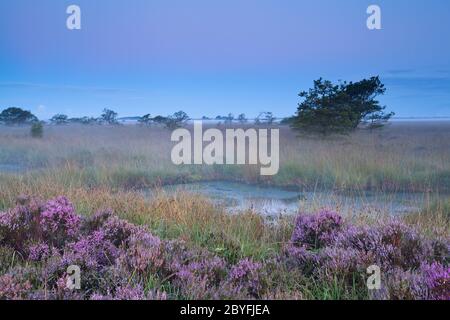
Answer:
[1, 122, 449, 192]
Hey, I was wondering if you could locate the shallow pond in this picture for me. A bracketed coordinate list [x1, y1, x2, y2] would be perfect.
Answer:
[154, 181, 433, 217]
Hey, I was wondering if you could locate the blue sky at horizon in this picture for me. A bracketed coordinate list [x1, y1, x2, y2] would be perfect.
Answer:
[0, 0, 449, 119]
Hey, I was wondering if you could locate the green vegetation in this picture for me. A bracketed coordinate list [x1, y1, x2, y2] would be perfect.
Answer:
[291, 77, 394, 135]
[99, 108, 119, 125]
[50, 114, 69, 125]
[30, 122, 44, 138]
[0, 107, 38, 125]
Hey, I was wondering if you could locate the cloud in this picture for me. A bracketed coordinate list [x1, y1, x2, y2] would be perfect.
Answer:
[34, 105, 49, 117]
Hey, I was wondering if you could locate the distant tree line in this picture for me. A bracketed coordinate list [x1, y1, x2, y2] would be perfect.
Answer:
[50, 109, 120, 125]
[138, 111, 189, 129]
[0, 106, 280, 129]
[1, 76, 393, 135]
[212, 112, 277, 125]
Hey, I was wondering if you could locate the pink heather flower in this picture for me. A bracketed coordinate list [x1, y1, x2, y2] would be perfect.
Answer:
[291, 210, 343, 249]
[0, 210, 20, 231]
[114, 285, 146, 300]
[0, 200, 44, 252]
[40, 196, 81, 239]
[90, 287, 167, 300]
[100, 215, 137, 246]
[120, 227, 164, 273]
[0, 274, 31, 300]
[147, 290, 168, 300]
[90, 293, 112, 300]
[421, 262, 450, 300]
[225, 258, 263, 298]
[176, 256, 226, 286]
[229, 258, 262, 281]
[318, 247, 371, 281]
[64, 230, 119, 269]
[28, 243, 51, 262]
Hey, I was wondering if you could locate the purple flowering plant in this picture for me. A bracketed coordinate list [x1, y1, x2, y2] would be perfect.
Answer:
[0, 196, 448, 300]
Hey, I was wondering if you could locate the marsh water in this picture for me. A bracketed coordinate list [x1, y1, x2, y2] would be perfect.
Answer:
[156, 181, 433, 217]
[0, 163, 433, 217]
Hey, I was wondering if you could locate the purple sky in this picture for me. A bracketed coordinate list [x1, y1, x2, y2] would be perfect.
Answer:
[1, 0, 449, 119]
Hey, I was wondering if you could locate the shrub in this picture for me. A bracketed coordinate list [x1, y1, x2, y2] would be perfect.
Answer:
[40, 196, 81, 245]
[31, 122, 44, 138]
[284, 211, 449, 300]
[290, 210, 343, 250]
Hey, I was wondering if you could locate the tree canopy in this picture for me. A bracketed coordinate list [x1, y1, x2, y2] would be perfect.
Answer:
[237, 113, 248, 124]
[50, 114, 69, 125]
[165, 111, 189, 129]
[99, 108, 119, 125]
[291, 77, 394, 135]
[0, 107, 38, 125]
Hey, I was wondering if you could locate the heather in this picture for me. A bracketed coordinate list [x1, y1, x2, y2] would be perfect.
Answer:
[1, 196, 448, 300]
[284, 210, 449, 299]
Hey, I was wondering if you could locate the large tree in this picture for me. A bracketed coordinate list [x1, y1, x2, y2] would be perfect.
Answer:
[0, 107, 38, 125]
[291, 77, 394, 135]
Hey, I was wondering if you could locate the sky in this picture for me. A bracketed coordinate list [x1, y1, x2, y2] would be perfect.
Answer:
[0, 0, 449, 119]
